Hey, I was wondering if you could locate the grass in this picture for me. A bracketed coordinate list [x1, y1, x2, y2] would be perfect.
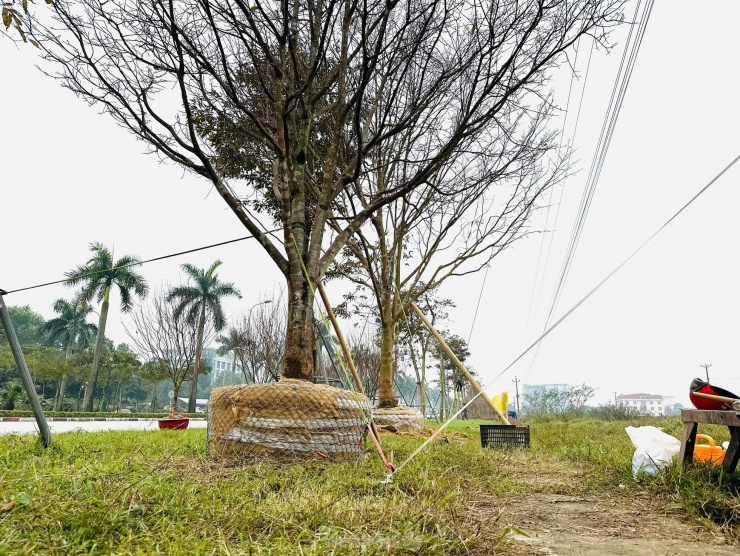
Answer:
[0, 417, 737, 554]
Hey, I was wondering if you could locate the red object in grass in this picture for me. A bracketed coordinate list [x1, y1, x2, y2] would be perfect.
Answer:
[689, 378, 739, 411]
[158, 417, 190, 430]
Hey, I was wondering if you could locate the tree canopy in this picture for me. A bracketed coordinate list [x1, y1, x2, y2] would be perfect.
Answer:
[32, 0, 623, 380]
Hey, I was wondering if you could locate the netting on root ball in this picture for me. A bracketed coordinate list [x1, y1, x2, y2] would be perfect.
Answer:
[208, 379, 372, 463]
[373, 405, 424, 433]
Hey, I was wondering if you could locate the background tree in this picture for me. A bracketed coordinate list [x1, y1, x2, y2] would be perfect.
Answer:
[522, 384, 597, 419]
[43, 298, 97, 410]
[331, 97, 567, 410]
[65, 242, 148, 411]
[126, 289, 202, 414]
[31, 0, 622, 383]
[234, 294, 286, 384]
[216, 328, 243, 387]
[167, 260, 240, 412]
[394, 289, 454, 415]
[0, 305, 46, 346]
[0, 381, 25, 410]
[347, 330, 381, 401]
[96, 344, 142, 411]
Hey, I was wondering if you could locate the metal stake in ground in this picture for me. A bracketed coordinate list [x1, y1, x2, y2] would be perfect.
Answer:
[411, 302, 510, 425]
[0, 291, 52, 447]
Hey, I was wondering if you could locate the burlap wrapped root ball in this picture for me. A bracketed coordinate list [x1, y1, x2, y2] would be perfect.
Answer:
[373, 405, 424, 433]
[208, 379, 372, 463]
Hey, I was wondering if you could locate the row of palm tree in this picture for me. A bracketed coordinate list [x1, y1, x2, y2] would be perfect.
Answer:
[48, 243, 241, 412]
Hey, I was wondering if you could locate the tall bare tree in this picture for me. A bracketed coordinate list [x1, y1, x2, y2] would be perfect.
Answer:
[234, 293, 286, 384]
[125, 289, 206, 411]
[32, 0, 623, 381]
[347, 330, 381, 400]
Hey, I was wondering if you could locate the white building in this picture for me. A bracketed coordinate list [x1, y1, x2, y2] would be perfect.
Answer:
[617, 393, 673, 416]
[200, 346, 241, 385]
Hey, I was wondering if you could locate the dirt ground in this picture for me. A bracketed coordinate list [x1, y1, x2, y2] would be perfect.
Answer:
[466, 455, 739, 555]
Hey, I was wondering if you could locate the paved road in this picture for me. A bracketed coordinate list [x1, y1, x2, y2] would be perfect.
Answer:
[0, 419, 208, 435]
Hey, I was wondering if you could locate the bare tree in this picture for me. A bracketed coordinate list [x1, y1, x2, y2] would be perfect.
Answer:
[234, 293, 286, 384]
[32, 0, 623, 381]
[125, 289, 208, 411]
[347, 330, 381, 400]
[332, 91, 569, 408]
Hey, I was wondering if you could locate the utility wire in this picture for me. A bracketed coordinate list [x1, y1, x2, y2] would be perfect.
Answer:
[394, 152, 740, 476]
[526, 0, 654, 374]
[1, 228, 284, 296]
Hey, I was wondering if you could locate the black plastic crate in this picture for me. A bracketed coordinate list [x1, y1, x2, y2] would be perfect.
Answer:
[480, 424, 530, 449]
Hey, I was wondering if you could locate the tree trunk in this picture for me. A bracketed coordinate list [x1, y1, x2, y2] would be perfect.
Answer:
[282, 261, 315, 381]
[439, 361, 446, 421]
[84, 286, 110, 412]
[420, 364, 426, 418]
[149, 384, 158, 412]
[54, 340, 74, 411]
[172, 381, 180, 415]
[377, 303, 397, 408]
[188, 301, 207, 413]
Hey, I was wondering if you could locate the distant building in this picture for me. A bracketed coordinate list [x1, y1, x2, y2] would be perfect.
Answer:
[523, 383, 569, 396]
[200, 346, 240, 384]
[617, 393, 674, 416]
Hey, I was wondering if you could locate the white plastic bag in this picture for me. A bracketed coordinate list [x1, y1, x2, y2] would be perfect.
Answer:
[625, 426, 681, 478]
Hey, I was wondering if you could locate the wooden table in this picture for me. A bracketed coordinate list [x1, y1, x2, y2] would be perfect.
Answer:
[679, 409, 740, 473]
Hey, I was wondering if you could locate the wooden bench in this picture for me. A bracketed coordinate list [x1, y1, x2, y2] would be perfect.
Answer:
[679, 409, 740, 473]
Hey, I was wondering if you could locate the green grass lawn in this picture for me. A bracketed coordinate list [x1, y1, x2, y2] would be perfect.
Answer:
[0, 417, 737, 554]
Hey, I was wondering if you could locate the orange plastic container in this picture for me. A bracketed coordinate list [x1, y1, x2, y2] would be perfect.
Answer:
[693, 434, 725, 465]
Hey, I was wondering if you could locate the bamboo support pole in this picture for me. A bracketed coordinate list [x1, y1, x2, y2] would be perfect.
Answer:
[411, 302, 510, 425]
[317, 283, 382, 439]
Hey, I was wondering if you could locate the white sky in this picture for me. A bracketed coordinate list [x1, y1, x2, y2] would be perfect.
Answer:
[1, 1, 739, 407]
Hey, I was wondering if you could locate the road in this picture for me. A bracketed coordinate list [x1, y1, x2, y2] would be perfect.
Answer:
[0, 419, 208, 435]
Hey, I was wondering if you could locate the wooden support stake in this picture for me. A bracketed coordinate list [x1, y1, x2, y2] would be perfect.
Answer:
[0, 292, 52, 447]
[411, 302, 510, 425]
[317, 282, 382, 439]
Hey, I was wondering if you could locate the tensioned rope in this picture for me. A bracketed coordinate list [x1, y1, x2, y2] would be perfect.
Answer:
[392, 152, 740, 476]
[0, 228, 285, 296]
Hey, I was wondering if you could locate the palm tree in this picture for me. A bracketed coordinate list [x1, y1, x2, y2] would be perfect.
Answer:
[0, 381, 25, 410]
[65, 242, 148, 412]
[216, 327, 243, 386]
[43, 299, 98, 410]
[168, 260, 241, 412]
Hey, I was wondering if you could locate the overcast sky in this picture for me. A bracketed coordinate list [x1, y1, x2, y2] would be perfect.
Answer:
[1, 1, 739, 407]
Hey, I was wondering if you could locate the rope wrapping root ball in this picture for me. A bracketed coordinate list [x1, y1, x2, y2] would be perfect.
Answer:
[208, 379, 372, 463]
[373, 405, 424, 433]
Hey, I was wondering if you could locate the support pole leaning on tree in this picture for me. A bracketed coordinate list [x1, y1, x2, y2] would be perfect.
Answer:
[317, 282, 382, 440]
[411, 302, 510, 425]
[0, 291, 52, 447]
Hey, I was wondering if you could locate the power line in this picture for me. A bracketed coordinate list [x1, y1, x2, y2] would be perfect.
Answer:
[0, 228, 284, 296]
[523, 36, 596, 353]
[526, 0, 655, 373]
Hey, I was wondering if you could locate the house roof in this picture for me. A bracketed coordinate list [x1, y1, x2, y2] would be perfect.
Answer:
[617, 393, 664, 401]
